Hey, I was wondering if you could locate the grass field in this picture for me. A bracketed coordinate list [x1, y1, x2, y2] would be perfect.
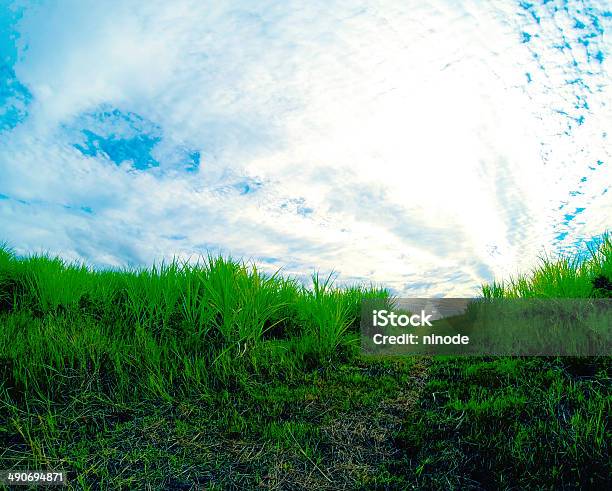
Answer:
[0, 236, 611, 490]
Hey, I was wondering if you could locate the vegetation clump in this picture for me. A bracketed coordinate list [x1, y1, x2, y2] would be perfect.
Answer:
[0, 235, 610, 489]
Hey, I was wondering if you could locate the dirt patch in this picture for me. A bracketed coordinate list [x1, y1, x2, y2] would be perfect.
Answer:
[257, 358, 431, 490]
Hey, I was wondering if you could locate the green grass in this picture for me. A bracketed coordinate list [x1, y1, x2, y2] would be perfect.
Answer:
[0, 251, 383, 400]
[0, 235, 610, 489]
[481, 233, 612, 299]
[393, 356, 611, 488]
[391, 234, 612, 489]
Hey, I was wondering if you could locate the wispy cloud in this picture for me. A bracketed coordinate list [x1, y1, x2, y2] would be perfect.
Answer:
[0, 0, 610, 295]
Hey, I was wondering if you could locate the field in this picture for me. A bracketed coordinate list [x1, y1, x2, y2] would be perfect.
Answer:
[0, 237, 611, 490]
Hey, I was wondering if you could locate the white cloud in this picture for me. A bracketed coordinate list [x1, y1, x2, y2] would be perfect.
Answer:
[0, 0, 610, 295]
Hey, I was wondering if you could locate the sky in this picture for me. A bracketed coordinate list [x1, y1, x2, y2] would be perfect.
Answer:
[0, 0, 610, 296]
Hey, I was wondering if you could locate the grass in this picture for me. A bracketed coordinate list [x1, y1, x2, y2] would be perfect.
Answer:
[394, 356, 611, 488]
[0, 235, 610, 489]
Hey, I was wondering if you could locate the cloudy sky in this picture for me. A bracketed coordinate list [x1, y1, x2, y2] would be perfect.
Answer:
[1, 0, 610, 295]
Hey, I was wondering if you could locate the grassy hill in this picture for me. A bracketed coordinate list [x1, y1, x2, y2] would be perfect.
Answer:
[0, 236, 610, 489]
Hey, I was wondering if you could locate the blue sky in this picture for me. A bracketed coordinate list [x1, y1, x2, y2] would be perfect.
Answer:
[0, 0, 610, 295]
